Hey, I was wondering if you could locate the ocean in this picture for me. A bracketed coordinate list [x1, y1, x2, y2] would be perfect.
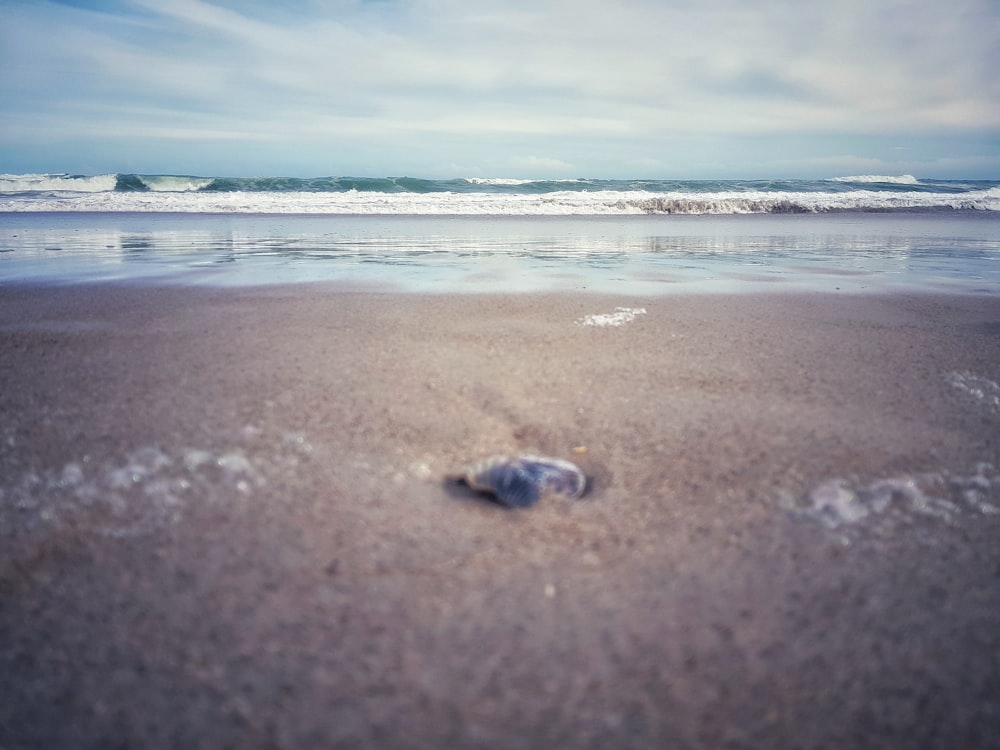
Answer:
[2, 172, 999, 291]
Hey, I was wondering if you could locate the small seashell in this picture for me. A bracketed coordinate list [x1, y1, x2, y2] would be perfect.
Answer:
[459, 454, 588, 508]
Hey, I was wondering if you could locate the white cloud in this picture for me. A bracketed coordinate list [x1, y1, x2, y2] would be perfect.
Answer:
[2, 0, 998, 176]
[509, 155, 574, 172]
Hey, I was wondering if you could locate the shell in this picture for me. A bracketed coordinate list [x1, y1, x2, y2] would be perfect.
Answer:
[461, 454, 587, 508]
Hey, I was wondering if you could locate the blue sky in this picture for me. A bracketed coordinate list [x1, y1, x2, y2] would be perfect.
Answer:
[1, 0, 998, 178]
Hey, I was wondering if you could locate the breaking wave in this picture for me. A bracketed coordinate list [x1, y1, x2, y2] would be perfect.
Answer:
[1, 173, 997, 214]
[0, 173, 119, 193]
[829, 174, 921, 185]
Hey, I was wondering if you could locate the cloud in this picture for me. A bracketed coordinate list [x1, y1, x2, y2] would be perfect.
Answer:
[2, 0, 998, 176]
[509, 155, 574, 172]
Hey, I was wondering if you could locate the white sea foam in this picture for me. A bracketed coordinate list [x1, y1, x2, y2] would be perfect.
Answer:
[0, 428, 314, 539]
[1, 171, 998, 213]
[946, 371, 1000, 415]
[829, 174, 920, 185]
[464, 177, 542, 186]
[776, 370, 1000, 539]
[3, 187, 998, 214]
[779, 463, 1000, 537]
[0, 172, 118, 193]
[578, 307, 647, 327]
[0, 173, 211, 194]
[463, 177, 585, 185]
[140, 175, 214, 192]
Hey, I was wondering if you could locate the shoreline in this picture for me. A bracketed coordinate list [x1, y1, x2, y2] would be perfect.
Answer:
[2, 283, 999, 748]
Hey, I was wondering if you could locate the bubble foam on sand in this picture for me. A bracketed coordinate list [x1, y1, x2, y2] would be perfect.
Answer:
[946, 371, 1000, 415]
[774, 370, 1000, 542]
[776, 463, 1000, 541]
[577, 307, 647, 327]
[0, 428, 313, 539]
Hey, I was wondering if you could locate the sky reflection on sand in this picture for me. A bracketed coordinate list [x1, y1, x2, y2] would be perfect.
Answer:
[2, 213, 998, 294]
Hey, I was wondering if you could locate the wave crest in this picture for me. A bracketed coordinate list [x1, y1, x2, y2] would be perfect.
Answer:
[829, 174, 920, 185]
[0, 173, 118, 193]
[621, 196, 813, 215]
[1, 173, 997, 213]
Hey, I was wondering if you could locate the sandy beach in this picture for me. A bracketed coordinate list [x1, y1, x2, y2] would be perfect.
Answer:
[2, 282, 999, 749]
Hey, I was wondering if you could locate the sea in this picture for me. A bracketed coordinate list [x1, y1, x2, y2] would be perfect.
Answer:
[2, 172, 998, 292]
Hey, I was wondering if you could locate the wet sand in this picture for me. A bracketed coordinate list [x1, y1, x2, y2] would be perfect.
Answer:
[2, 283, 999, 749]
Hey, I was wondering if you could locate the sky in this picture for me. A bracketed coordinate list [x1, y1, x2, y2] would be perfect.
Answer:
[1, 0, 998, 179]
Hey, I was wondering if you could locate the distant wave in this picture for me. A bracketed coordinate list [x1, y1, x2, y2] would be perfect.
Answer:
[463, 177, 585, 186]
[117, 174, 215, 192]
[1, 173, 997, 214]
[616, 189, 1000, 214]
[0, 173, 215, 193]
[2, 188, 998, 214]
[464, 177, 541, 186]
[0, 173, 119, 193]
[829, 174, 920, 185]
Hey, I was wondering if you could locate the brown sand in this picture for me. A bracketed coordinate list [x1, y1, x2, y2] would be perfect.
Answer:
[1, 283, 999, 749]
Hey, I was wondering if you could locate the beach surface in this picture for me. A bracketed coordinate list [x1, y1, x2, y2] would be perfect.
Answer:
[2, 283, 999, 749]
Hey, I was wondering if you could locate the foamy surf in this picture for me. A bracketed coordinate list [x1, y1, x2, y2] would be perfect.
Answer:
[1, 173, 996, 214]
[828, 174, 920, 185]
